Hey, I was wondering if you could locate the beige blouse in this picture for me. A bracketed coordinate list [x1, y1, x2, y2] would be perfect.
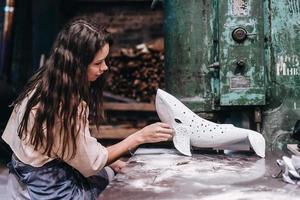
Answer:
[2, 95, 108, 177]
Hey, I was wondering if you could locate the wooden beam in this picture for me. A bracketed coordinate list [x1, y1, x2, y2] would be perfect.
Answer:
[103, 91, 136, 103]
[103, 102, 156, 112]
[90, 124, 173, 141]
[90, 124, 139, 139]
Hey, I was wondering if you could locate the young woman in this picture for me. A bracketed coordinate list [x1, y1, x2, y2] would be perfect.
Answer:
[2, 18, 173, 200]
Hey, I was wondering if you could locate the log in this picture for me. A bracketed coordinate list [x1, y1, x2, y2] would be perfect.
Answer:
[105, 37, 164, 102]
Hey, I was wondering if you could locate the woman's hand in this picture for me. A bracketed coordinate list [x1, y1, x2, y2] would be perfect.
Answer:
[134, 122, 173, 144]
[105, 122, 173, 165]
[110, 159, 126, 173]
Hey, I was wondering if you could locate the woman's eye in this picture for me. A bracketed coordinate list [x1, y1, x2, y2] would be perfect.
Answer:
[95, 61, 103, 66]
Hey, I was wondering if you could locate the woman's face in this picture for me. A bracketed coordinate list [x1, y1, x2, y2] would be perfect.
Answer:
[87, 43, 110, 81]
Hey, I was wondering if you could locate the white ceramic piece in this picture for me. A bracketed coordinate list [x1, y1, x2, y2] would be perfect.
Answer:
[288, 170, 300, 179]
[282, 156, 296, 172]
[155, 89, 266, 157]
[277, 155, 300, 184]
[291, 155, 300, 171]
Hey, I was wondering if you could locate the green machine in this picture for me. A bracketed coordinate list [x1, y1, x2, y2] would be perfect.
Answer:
[164, 0, 300, 149]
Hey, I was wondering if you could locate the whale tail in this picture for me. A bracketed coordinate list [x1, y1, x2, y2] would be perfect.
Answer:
[247, 130, 266, 158]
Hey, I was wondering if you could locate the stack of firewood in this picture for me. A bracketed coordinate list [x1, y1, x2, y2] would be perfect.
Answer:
[105, 38, 165, 102]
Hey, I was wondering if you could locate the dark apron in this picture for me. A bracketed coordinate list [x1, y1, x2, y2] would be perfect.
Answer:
[7, 154, 109, 200]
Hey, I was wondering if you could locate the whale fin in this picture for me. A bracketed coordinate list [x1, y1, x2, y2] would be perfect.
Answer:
[173, 125, 192, 156]
[247, 131, 266, 158]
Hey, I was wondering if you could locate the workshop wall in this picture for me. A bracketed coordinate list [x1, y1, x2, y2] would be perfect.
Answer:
[7, 0, 164, 92]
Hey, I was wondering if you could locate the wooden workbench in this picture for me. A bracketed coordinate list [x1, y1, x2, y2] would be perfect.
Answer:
[99, 148, 300, 200]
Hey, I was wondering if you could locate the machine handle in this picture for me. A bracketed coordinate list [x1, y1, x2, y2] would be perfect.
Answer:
[247, 32, 257, 36]
[232, 27, 257, 43]
[208, 62, 220, 69]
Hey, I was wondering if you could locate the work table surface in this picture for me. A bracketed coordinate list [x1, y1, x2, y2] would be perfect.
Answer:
[99, 148, 300, 200]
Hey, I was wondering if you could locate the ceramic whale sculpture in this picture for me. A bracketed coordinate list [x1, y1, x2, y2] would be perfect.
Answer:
[155, 89, 266, 157]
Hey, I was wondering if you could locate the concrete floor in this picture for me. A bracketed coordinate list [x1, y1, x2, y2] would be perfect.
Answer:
[0, 164, 9, 199]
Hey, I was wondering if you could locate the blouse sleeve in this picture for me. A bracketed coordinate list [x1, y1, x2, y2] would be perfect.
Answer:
[54, 103, 108, 177]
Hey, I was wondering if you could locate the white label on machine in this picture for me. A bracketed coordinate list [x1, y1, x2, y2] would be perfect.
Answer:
[230, 76, 251, 89]
[232, 0, 249, 16]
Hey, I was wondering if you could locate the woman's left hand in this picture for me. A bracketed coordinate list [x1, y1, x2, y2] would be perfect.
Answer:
[110, 159, 126, 173]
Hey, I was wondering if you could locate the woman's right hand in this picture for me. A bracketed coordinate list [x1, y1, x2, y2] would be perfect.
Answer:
[134, 122, 173, 144]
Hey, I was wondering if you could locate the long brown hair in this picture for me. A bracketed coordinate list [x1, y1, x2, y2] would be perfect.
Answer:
[13, 18, 112, 159]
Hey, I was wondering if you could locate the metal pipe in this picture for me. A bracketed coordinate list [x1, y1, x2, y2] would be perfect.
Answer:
[0, 0, 15, 77]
